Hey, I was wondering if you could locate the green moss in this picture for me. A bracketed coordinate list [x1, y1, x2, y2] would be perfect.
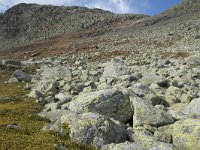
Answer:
[0, 70, 96, 150]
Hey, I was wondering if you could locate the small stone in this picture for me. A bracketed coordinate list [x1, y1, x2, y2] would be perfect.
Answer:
[7, 77, 19, 83]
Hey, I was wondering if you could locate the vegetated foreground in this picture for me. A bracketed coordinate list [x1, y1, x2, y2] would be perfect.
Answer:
[0, 70, 96, 150]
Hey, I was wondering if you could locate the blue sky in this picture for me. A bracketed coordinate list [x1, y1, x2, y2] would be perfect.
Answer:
[0, 0, 182, 16]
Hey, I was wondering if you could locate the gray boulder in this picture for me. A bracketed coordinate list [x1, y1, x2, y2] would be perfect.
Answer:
[126, 128, 174, 150]
[31, 79, 59, 95]
[12, 70, 32, 82]
[140, 71, 164, 85]
[170, 119, 200, 150]
[61, 111, 127, 148]
[41, 65, 72, 81]
[102, 142, 143, 150]
[103, 57, 130, 78]
[2, 60, 21, 66]
[164, 86, 182, 105]
[28, 90, 46, 104]
[130, 96, 174, 127]
[42, 123, 64, 136]
[71, 82, 85, 95]
[64, 89, 132, 123]
[55, 93, 72, 103]
[28, 90, 44, 99]
[185, 55, 200, 67]
[183, 97, 200, 117]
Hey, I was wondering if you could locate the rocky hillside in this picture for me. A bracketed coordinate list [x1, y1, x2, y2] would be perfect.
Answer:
[0, 0, 199, 63]
[0, 1, 200, 149]
[0, 3, 147, 50]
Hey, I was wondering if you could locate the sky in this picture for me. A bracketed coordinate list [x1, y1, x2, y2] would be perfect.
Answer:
[0, 0, 182, 16]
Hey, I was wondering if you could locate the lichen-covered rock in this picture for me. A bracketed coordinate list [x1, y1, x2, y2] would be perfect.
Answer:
[130, 83, 163, 105]
[55, 93, 72, 103]
[41, 65, 72, 81]
[185, 55, 200, 67]
[167, 109, 187, 120]
[61, 111, 127, 148]
[67, 89, 132, 122]
[102, 142, 143, 150]
[170, 119, 200, 150]
[103, 57, 130, 78]
[64, 89, 132, 123]
[71, 82, 85, 95]
[164, 86, 182, 105]
[130, 95, 174, 127]
[28, 90, 44, 99]
[42, 123, 64, 136]
[183, 97, 200, 117]
[31, 79, 59, 95]
[140, 71, 164, 85]
[154, 126, 172, 143]
[126, 128, 174, 150]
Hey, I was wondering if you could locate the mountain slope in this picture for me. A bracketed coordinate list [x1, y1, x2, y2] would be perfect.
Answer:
[0, 1, 199, 62]
[0, 3, 147, 51]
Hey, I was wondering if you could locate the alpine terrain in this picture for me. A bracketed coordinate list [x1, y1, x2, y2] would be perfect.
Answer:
[0, 0, 200, 149]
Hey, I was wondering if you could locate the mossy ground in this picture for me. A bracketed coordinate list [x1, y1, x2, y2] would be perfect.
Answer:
[0, 70, 96, 150]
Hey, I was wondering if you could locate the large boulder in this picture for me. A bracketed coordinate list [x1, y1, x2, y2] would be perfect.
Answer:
[164, 86, 182, 105]
[64, 89, 132, 123]
[102, 142, 143, 150]
[185, 55, 200, 67]
[12, 70, 32, 82]
[55, 93, 72, 103]
[61, 111, 127, 148]
[41, 65, 72, 81]
[31, 79, 59, 95]
[126, 128, 174, 150]
[130, 96, 174, 127]
[103, 57, 130, 78]
[170, 119, 200, 150]
[140, 71, 164, 85]
[183, 97, 200, 117]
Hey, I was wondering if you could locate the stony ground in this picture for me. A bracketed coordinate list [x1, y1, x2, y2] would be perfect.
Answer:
[0, 69, 96, 150]
[0, 0, 200, 150]
[1, 51, 199, 149]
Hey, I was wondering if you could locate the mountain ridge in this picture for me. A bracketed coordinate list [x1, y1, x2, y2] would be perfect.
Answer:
[0, 3, 148, 51]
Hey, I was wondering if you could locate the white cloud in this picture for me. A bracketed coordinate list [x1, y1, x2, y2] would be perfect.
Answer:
[0, 0, 139, 13]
